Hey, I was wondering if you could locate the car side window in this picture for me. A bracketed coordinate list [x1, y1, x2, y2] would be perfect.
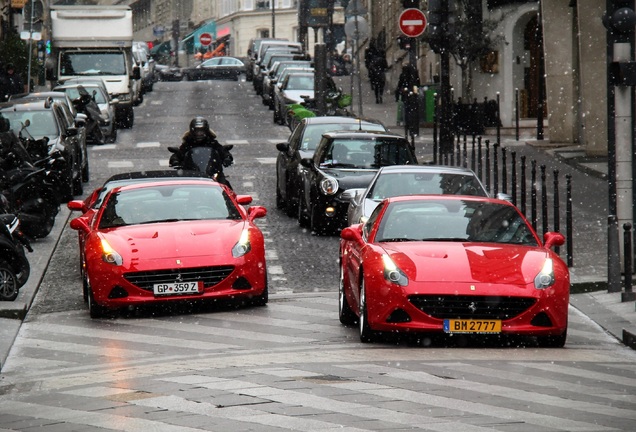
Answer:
[363, 201, 384, 240]
[289, 124, 303, 152]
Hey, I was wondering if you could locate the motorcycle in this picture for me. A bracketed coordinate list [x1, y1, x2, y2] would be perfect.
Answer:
[1, 131, 60, 239]
[0, 197, 32, 301]
[167, 144, 234, 190]
[287, 88, 352, 131]
[71, 91, 106, 145]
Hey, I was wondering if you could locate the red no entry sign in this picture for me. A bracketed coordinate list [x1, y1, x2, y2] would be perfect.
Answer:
[399, 8, 427, 38]
[199, 32, 213, 46]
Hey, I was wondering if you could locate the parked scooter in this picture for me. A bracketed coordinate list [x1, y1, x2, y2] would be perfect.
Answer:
[0, 197, 32, 301]
[0, 131, 60, 239]
[167, 145, 234, 190]
[286, 88, 352, 131]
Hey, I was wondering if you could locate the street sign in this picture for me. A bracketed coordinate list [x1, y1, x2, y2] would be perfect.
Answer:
[199, 32, 213, 46]
[399, 8, 427, 38]
[344, 16, 369, 41]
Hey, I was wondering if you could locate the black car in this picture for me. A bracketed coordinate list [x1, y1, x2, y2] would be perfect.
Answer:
[0, 98, 87, 200]
[296, 130, 417, 234]
[275, 116, 387, 219]
[155, 64, 183, 81]
[183, 56, 245, 81]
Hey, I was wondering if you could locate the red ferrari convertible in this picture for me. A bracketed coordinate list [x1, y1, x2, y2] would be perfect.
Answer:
[70, 179, 268, 318]
[339, 195, 569, 347]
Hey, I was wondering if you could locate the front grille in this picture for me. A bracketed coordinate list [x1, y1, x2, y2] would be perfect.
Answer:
[408, 295, 536, 320]
[124, 266, 235, 291]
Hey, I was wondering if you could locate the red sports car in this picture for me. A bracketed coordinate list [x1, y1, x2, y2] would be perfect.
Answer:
[339, 195, 569, 347]
[70, 179, 268, 318]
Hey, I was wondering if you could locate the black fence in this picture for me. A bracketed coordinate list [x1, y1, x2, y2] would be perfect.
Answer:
[433, 135, 574, 267]
[450, 98, 501, 135]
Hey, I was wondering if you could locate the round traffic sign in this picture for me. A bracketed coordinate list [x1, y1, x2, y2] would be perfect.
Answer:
[399, 8, 427, 38]
[199, 32, 213, 46]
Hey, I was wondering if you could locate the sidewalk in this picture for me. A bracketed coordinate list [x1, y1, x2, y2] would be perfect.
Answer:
[334, 73, 636, 350]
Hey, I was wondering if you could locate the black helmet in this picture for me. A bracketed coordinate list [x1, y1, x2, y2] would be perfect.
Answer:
[190, 116, 209, 133]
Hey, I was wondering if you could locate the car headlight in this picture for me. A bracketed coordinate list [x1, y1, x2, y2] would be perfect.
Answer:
[320, 177, 339, 195]
[534, 258, 555, 289]
[382, 254, 408, 286]
[101, 238, 123, 266]
[232, 228, 251, 258]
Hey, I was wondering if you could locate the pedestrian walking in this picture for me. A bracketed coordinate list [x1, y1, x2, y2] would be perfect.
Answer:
[0, 63, 9, 102]
[368, 50, 388, 103]
[5, 64, 25, 96]
[364, 40, 379, 92]
[395, 63, 421, 138]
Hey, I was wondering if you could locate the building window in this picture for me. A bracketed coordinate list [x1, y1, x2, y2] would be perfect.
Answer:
[256, 1, 270, 10]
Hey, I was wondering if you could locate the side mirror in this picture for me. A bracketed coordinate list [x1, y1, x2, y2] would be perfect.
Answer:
[543, 232, 565, 249]
[67, 200, 88, 213]
[69, 217, 90, 233]
[247, 205, 267, 221]
[299, 158, 313, 168]
[275, 142, 289, 153]
[65, 127, 78, 137]
[132, 66, 141, 80]
[341, 224, 364, 243]
[340, 188, 365, 202]
[236, 195, 253, 205]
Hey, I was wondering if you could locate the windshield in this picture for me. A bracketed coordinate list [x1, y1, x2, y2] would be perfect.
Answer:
[285, 75, 314, 90]
[368, 172, 488, 200]
[60, 52, 127, 76]
[300, 123, 386, 152]
[320, 138, 416, 169]
[99, 184, 242, 229]
[376, 199, 538, 246]
[1, 109, 59, 139]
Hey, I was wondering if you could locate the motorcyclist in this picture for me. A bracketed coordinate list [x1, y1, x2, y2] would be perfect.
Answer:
[170, 116, 234, 188]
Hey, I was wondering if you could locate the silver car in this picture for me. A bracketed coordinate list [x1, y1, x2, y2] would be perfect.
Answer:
[343, 165, 491, 225]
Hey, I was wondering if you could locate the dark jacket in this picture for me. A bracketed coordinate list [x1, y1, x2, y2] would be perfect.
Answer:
[395, 65, 420, 101]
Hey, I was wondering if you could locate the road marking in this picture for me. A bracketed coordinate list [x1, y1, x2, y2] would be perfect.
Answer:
[256, 157, 277, 164]
[150, 100, 163, 105]
[136, 142, 161, 148]
[226, 139, 249, 145]
[91, 144, 117, 150]
[108, 161, 134, 168]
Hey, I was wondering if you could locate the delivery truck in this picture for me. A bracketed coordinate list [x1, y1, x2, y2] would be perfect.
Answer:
[46, 5, 139, 128]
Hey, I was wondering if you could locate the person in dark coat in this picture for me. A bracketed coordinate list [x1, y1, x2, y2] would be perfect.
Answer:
[368, 51, 388, 103]
[395, 63, 420, 102]
[0, 63, 9, 102]
[5, 64, 24, 96]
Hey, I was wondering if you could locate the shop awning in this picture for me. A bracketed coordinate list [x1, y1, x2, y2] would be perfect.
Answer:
[181, 21, 217, 54]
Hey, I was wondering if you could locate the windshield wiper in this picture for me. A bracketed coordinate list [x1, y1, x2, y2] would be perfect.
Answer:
[420, 237, 467, 242]
[378, 238, 418, 242]
[321, 162, 357, 168]
[139, 218, 181, 224]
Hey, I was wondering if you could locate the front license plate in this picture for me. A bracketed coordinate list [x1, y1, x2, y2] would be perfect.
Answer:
[443, 319, 501, 334]
[153, 281, 202, 295]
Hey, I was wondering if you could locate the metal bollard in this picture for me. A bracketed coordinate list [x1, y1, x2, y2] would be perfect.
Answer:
[485, 140, 491, 194]
[566, 174, 573, 267]
[493, 143, 499, 196]
[622, 223, 635, 302]
[553, 170, 560, 254]
[511, 151, 517, 206]
[608, 215, 622, 293]
[477, 136, 483, 181]
[470, 135, 476, 172]
[541, 165, 548, 236]
[501, 147, 507, 194]
[531, 160, 537, 232]
[462, 135, 468, 168]
[520, 155, 527, 215]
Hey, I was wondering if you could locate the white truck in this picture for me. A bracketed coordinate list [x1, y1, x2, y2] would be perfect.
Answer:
[46, 5, 139, 128]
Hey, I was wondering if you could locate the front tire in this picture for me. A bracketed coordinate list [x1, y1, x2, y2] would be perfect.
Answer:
[339, 264, 356, 325]
[0, 262, 19, 301]
[87, 279, 107, 318]
[537, 329, 567, 348]
[359, 279, 377, 343]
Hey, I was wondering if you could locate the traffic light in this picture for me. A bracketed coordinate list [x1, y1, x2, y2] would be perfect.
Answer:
[397, 35, 414, 50]
[401, 0, 420, 7]
[603, 0, 635, 41]
[427, 0, 448, 53]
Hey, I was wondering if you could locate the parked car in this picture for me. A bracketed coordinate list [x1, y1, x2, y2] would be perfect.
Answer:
[339, 195, 569, 347]
[297, 130, 417, 234]
[69, 179, 269, 318]
[254, 51, 304, 95]
[343, 165, 490, 225]
[246, 37, 288, 81]
[9, 91, 89, 156]
[275, 116, 386, 218]
[264, 60, 312, 111]
[155, 63, 183, 81]
[53, 81, 117, 143]
[272, 72, 315, 124]
[0, 98, 86, 199]
[183, 56, 245, 81]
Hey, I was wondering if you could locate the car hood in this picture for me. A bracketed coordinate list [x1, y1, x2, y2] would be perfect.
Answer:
[322, 168, 378, 191]
[103, 220, 245, 260]
[382, 242, 551, 286]
[283, 90, 314, 104]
